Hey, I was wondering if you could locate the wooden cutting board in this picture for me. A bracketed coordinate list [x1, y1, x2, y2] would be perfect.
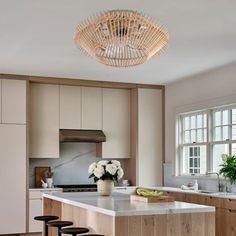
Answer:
[35, 166, 51, 188]
[130, 194, 175, 203]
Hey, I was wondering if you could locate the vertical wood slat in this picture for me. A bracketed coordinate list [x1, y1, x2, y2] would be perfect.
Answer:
[124, 88, 138, 185]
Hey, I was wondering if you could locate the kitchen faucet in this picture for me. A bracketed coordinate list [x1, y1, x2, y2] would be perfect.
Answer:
[206, 172, 222, 192]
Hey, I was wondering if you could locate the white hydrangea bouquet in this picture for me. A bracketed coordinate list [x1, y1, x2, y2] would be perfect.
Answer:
[88, 160, 124, 183]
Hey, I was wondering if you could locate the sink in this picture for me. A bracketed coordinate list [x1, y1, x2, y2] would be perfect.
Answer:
[212, 192, 236, 196]
[197, 190, 216, 194]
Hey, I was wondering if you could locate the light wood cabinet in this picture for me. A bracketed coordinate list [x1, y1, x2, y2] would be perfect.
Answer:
[1, 79, 26, 124]
[60, 85, 81, 129]
[102, 88, 131, 159]
[0, 124, 26, 234]
[0, 80, 1, 123]
[30, 83, 59, 158]
[137, 88, 163, 186]
[81, 87, 102, 129]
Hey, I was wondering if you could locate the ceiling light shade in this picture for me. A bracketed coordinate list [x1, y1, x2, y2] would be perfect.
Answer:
[74, 10, 169, 67]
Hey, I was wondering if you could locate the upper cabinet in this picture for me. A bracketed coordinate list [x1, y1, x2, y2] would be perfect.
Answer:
[60, 85, 81, 129]
[102, 88, 131, 159]
[1, 79, 26, 124]
[30, 84, 59, 158]
[81, 87, 102, 130]
[137, 88, 163, 186]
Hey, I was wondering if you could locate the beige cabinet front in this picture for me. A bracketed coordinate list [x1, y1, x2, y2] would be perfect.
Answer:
[29, 199, 42, 232]
[30, 83, 59, 158]
[0, 124, 26, 234]
[60, 85, 81, 129]
[81, 87, 102, 129]
[1, 79, 26, 124]
[137, 88, 163, 186]
[102, 88, 130, 159]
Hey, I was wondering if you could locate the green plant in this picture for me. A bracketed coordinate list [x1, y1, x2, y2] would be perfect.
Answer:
[219, 154, 236, 184]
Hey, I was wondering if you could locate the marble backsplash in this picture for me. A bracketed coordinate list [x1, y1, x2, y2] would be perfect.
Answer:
[29, 143, 103, 188]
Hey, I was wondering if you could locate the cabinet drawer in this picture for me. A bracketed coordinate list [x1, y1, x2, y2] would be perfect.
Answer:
[225, 198, 236, 210]
[29, 191, 43, 199]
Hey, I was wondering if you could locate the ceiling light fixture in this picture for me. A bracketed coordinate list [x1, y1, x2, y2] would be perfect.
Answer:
[74, 10, 169, 67]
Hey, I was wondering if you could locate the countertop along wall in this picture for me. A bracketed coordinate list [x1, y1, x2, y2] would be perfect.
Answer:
[165, 62, 236, 189]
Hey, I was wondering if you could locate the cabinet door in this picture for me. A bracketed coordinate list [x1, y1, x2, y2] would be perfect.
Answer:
[29, 199, 42, 232]
[2, 79, 26, 124]
[226, 209, 236, 236]
[102, 88, 130, 159]
[60, 85, 81, 129]
[81, 87, 102, 129]
[0, 124, 26, 234]
[0, 80, 1, 123]
[137, 88, 162, 186]
[30, 84, 59, 158]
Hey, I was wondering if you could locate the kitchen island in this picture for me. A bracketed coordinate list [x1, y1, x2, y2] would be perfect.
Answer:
[43, 192, 215, 236]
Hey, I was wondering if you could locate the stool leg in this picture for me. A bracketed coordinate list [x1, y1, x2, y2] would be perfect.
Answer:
[44, 222, 48, 236]
[58, 226, 62, 236]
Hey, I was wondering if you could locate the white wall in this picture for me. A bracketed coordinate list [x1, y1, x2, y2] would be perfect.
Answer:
[165, 62, 236, 165]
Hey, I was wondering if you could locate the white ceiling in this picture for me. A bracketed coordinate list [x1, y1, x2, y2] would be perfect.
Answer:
[0, 0, 236, 85]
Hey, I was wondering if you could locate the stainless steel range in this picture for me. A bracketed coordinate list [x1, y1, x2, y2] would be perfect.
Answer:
[54, 184, 97, 192]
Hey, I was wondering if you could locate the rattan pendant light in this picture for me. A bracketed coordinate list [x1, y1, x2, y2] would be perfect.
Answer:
[74, 10, 169, 67]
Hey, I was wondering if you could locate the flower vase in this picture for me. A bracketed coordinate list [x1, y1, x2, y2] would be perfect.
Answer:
[97, 179, 114, 196]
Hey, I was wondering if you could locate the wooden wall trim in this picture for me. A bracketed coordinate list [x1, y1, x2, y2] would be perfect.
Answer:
[0, 73, 164, 90]
[124, 88, 138, 186]
[162, 87, 165, 186]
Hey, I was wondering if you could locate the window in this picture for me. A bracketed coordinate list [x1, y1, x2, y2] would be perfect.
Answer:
[177, 105, 236, 176]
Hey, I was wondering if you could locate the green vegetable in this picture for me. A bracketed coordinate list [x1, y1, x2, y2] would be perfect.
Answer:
[136, 188, 163, 197]
[219, 155, 236, 184]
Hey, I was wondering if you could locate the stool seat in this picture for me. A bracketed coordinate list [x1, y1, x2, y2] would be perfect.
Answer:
[47, 220, 73, 228]
[60, 227, 89, 235]
[34, 215, 59, 236]
[34, 215, 59, 222]
[80, 234, 104, 236]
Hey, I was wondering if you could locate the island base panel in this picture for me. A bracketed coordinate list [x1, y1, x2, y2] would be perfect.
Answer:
[43, 198, 215, 236]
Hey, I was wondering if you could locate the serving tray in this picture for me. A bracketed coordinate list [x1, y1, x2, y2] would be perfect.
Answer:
[130, 194, 175, 203]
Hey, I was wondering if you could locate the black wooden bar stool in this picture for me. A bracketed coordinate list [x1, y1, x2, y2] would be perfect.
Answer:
[34, 215, 59, 236]
[60, 227, 89, 236]
[47, 221, 73, 236]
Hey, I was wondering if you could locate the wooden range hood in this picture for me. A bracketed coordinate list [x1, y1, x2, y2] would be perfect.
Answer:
[59, 129, 106, 143]
[59, 129, 106, 158]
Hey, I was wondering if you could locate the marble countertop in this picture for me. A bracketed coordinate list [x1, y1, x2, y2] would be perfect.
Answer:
[29, 188, 62, 191]
[147, 186, 236, 200]
[43, 191, 214, 217]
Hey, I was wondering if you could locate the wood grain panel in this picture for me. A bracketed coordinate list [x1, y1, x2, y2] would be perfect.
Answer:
[43, 198, 215, 236]
[128, 216, 142, 236]
[124, 88, 138, 185]
[0, 73, 165, 89]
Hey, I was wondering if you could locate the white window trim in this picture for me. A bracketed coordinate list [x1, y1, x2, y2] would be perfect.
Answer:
[176, 104, 236, 176]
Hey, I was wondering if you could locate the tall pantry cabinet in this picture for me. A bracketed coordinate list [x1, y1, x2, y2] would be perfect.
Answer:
[0, 79, 27, 234]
